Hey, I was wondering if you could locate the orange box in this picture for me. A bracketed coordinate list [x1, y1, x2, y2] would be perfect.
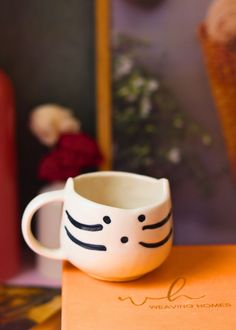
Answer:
[62, 245, 236, 330]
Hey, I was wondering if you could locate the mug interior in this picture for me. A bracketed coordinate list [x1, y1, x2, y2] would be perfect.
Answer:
[73, 172, 168, 209]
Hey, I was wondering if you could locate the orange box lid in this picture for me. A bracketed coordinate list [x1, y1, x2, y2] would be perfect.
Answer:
[62, 245, 236, 330]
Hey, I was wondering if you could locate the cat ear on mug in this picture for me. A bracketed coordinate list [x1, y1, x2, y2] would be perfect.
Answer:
[65, 177, 74, 191]
[159, 178, 171, 202]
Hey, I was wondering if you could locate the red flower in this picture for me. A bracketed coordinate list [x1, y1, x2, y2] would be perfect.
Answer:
[38, 133, 103, 182]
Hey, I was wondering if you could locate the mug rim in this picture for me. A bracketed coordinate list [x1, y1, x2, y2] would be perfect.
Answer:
[67, 171, 170, 212]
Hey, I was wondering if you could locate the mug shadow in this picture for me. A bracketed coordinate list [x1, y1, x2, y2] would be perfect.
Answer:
[114, 245, 231, 289]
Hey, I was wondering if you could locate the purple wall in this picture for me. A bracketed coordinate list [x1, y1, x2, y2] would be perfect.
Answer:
[112, 0, 236, 244]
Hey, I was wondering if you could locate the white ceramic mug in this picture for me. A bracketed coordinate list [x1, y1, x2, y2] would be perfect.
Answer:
[22, 171, 173, 281]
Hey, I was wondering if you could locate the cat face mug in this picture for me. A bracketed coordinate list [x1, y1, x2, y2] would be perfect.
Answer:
[22, 171, 173, 281]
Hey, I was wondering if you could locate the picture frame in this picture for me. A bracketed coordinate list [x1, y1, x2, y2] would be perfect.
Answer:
[95, 0, 113, 170]
[0, 0, 114, 208]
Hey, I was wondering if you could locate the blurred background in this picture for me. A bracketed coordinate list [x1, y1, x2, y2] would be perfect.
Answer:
[0, 0, 236, 284]
[111, 0, 236, 244]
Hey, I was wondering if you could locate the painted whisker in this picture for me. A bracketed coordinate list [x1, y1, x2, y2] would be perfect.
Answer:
[66, 210, 103, 231]
[139, 228, 173, 248]
[64, 226, 107, 251]
[142, 209, 172, 230]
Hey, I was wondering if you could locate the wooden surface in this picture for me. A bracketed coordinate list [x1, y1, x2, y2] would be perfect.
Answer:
[95, 0, 112, 170]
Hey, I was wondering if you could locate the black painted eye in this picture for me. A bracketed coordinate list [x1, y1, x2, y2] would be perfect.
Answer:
[121, 236, 129, 243]
[103, 216, 111, 224]
[138, 214, 146, 222]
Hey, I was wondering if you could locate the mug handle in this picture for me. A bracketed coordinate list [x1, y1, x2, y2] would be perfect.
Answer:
[21, 189, 65, 260]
